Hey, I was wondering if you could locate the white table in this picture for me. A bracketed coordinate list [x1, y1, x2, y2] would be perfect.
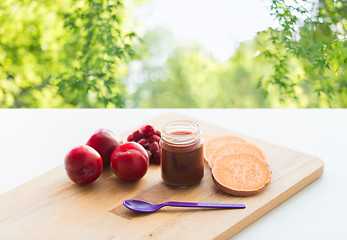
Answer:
[0, 109, 346, 239]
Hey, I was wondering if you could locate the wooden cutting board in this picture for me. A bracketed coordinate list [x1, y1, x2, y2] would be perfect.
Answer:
[0, 113, 324, 240]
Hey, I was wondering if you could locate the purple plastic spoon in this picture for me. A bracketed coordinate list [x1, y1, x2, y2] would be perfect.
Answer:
[123, 199, 246, 213]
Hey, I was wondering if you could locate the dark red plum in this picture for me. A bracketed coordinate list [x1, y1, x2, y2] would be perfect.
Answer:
[110, 142, 149, 181]
[86, 129, 123, 168]
[64, 145, 103, 185]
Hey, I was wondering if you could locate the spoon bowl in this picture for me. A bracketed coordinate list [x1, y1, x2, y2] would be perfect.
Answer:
[123, 199, 246, 213]
[123, 199, 162, 213]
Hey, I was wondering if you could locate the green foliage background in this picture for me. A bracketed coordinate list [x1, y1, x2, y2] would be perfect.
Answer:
[0, 0, 136, 107]
[0, 0, 346, 108]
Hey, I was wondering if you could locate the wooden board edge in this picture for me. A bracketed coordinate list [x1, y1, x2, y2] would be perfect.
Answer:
[215, 158, 324, 240]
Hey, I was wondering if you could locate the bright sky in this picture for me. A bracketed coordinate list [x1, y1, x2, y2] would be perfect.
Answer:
[133, 0, 276, 61]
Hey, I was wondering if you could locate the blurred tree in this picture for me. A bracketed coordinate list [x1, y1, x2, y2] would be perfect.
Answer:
[258, 0, 346, 107]
[130, 28, 273, 108]
[130, 0, 346, 108]
[0, 0, 137, 108]
[130, 21, 345, 108]
[1, 0, 345, 108]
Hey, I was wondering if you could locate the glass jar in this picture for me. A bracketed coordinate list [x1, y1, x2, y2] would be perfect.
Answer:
[160, 120, 204, 187]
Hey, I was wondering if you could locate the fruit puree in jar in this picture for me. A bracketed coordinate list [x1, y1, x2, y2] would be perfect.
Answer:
[160, 121, 204, 187]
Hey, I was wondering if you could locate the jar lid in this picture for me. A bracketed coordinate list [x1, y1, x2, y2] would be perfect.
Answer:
[161, 120, 201, 145]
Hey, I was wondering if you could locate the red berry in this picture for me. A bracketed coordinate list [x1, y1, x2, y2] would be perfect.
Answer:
[127, 125, 162, 165]
[152, 152, 160, 164]
[141, 125, 155, 137]
[132, 130, 143, 141]
[149, 142, 159, 153]
[127, 133, 134, 142]
[146, 149, 152, 158]
[138, 139, 150, 148]
[149, 134, 160, 143]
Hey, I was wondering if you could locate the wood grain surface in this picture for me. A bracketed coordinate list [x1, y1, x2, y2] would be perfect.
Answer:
[0, 113, 324, 240]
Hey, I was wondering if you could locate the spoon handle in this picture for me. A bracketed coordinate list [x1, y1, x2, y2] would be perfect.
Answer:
[164, 201, 245, 209]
